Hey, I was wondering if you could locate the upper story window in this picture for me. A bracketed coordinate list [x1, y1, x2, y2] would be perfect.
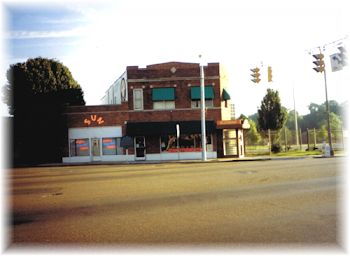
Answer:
[191, 86, 214, 108]
[133, 89, 143, 110]
[152, 88, 175, 110]
[191, 99, 213, 108]
[222, 88, 231, 108]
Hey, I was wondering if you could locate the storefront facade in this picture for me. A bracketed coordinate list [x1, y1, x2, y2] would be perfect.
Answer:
[61, 62, 250, 163]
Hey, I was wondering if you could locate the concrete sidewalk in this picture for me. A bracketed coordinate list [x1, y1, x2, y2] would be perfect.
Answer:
[23, 153, 346, 168]
[38, 153, 349, 167]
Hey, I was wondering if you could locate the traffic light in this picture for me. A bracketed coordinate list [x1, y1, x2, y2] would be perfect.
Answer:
[312, 54, 325, 73]
[267, 66, 273, 82]
[250, 68, 261, 83]
[338, 46, 347, 66]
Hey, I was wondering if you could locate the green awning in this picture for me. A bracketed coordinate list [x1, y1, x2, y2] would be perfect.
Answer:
[191, 86, 214, 100]
[223, 88, 231, 100]
[152, 88, 175, 101]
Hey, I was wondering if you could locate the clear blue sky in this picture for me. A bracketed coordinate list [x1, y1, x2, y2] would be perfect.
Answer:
[1, 0, 349, 118]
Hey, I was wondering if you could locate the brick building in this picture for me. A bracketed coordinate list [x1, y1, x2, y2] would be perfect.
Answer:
[61, 62, 250, 163]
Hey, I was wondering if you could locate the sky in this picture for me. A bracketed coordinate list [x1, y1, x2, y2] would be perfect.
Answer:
[1, 0, 350, 118]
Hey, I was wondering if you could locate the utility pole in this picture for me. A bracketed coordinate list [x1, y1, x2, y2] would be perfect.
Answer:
[322, 56, 334, 156]
[199, 55, 207, 161]
[292, 79, 298, 146]
[312, 48, 334, 156]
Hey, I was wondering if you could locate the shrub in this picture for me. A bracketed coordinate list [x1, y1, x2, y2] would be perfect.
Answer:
[271, 144, 282, 153]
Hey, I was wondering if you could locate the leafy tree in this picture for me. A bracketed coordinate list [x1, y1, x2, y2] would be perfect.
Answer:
[317, 112, 342, 131]
[245, 119, 261, 145]
[299, 100, 346, 132]
[317, 125, 328, 142]
[284, 108, 302, 130]
[238, 114, 247, 120]
[248, 112, 259, 127]
[2, 57, 85, 164]
[3, 57, 85, 116]
[257, 89, 287, 131]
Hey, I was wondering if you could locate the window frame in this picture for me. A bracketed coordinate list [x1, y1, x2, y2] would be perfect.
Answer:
[133, 88, 143, 110]
[102, 137, 122, 155]
[70, 139, 90, 157]
[153, 100, 175, 110]
[191, 99, 213, 108]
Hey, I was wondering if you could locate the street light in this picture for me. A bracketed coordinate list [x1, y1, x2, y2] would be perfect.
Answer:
[313, 49, 334, 156]
[199, 55, 206, 161]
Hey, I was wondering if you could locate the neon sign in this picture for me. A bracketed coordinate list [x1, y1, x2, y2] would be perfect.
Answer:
[84, 115, 105, 125]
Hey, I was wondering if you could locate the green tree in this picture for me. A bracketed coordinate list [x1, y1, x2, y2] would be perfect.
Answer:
[3, 57, 85, 116]
[299, 100, 346, 132]
[238, 114, 248, 120]
[258, 89, 287, 131]
[317, 112, 342, 131]
[245, 119, 261, 145]
[284, 108, 302, 130]
[248, 112, 259, 127]
[2, 57, 85, 164]
[317, 125, 328, 142]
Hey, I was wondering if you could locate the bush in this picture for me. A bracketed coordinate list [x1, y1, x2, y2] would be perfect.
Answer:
[271, 144, 282, 153]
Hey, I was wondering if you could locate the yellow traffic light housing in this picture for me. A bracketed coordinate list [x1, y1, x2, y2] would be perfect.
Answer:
[313, 54, 325, 73]
[250, 68, 261, 83]
[267, 66, 273, 82]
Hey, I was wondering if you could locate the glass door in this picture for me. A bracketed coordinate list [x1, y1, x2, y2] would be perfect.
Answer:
[92, 138, 101, 161]
[223, 129, 238, 156]
[135, 136, 146, 160]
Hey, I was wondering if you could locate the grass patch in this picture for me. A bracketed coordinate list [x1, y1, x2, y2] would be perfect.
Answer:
[246, 149, 346, 157]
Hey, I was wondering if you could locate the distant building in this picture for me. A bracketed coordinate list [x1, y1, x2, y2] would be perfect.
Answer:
[61, 62, 250, 163]
[230, 103, 235, 120]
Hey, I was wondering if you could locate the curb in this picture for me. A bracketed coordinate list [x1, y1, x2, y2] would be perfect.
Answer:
[9, 154, 347, 168]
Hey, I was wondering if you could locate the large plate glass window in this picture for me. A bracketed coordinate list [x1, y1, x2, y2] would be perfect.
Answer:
[70, 139, 90, 156]
[160, 134, 212, 153]
[102, 138, 123, 155]
[223, 129, 237, 156]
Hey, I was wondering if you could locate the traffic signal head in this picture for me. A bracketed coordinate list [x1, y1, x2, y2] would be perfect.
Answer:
[267, 66, 273, 82]
[338, 46, 348, 66]
[312, 53, 325, 73]
[250, 68, 261, 83]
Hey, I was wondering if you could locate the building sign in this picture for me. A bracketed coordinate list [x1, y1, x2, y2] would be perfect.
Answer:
[84, 115, 105, 125]
[120, 136, 134, 148]
[216, 120, 242, 126]
[216, 119, 250, 129]
[330, 53, 344, 72]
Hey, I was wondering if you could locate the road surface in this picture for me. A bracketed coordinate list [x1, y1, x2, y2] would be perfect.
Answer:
[5, 157, 346, 252]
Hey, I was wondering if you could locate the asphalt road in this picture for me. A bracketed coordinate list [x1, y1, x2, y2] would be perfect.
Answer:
[5, 157, 346, 252]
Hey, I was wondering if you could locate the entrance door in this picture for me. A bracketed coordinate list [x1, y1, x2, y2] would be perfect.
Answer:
[223, 129, 238, 156]
[135, 136, 146, 160]
[92, 138, 101, 161]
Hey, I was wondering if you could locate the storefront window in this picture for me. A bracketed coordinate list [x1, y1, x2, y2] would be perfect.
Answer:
[160, 134, 212, 153]
[102, 138, 122, 155]
[70, 139, 90, 157]
[223, 129, 237, 156]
